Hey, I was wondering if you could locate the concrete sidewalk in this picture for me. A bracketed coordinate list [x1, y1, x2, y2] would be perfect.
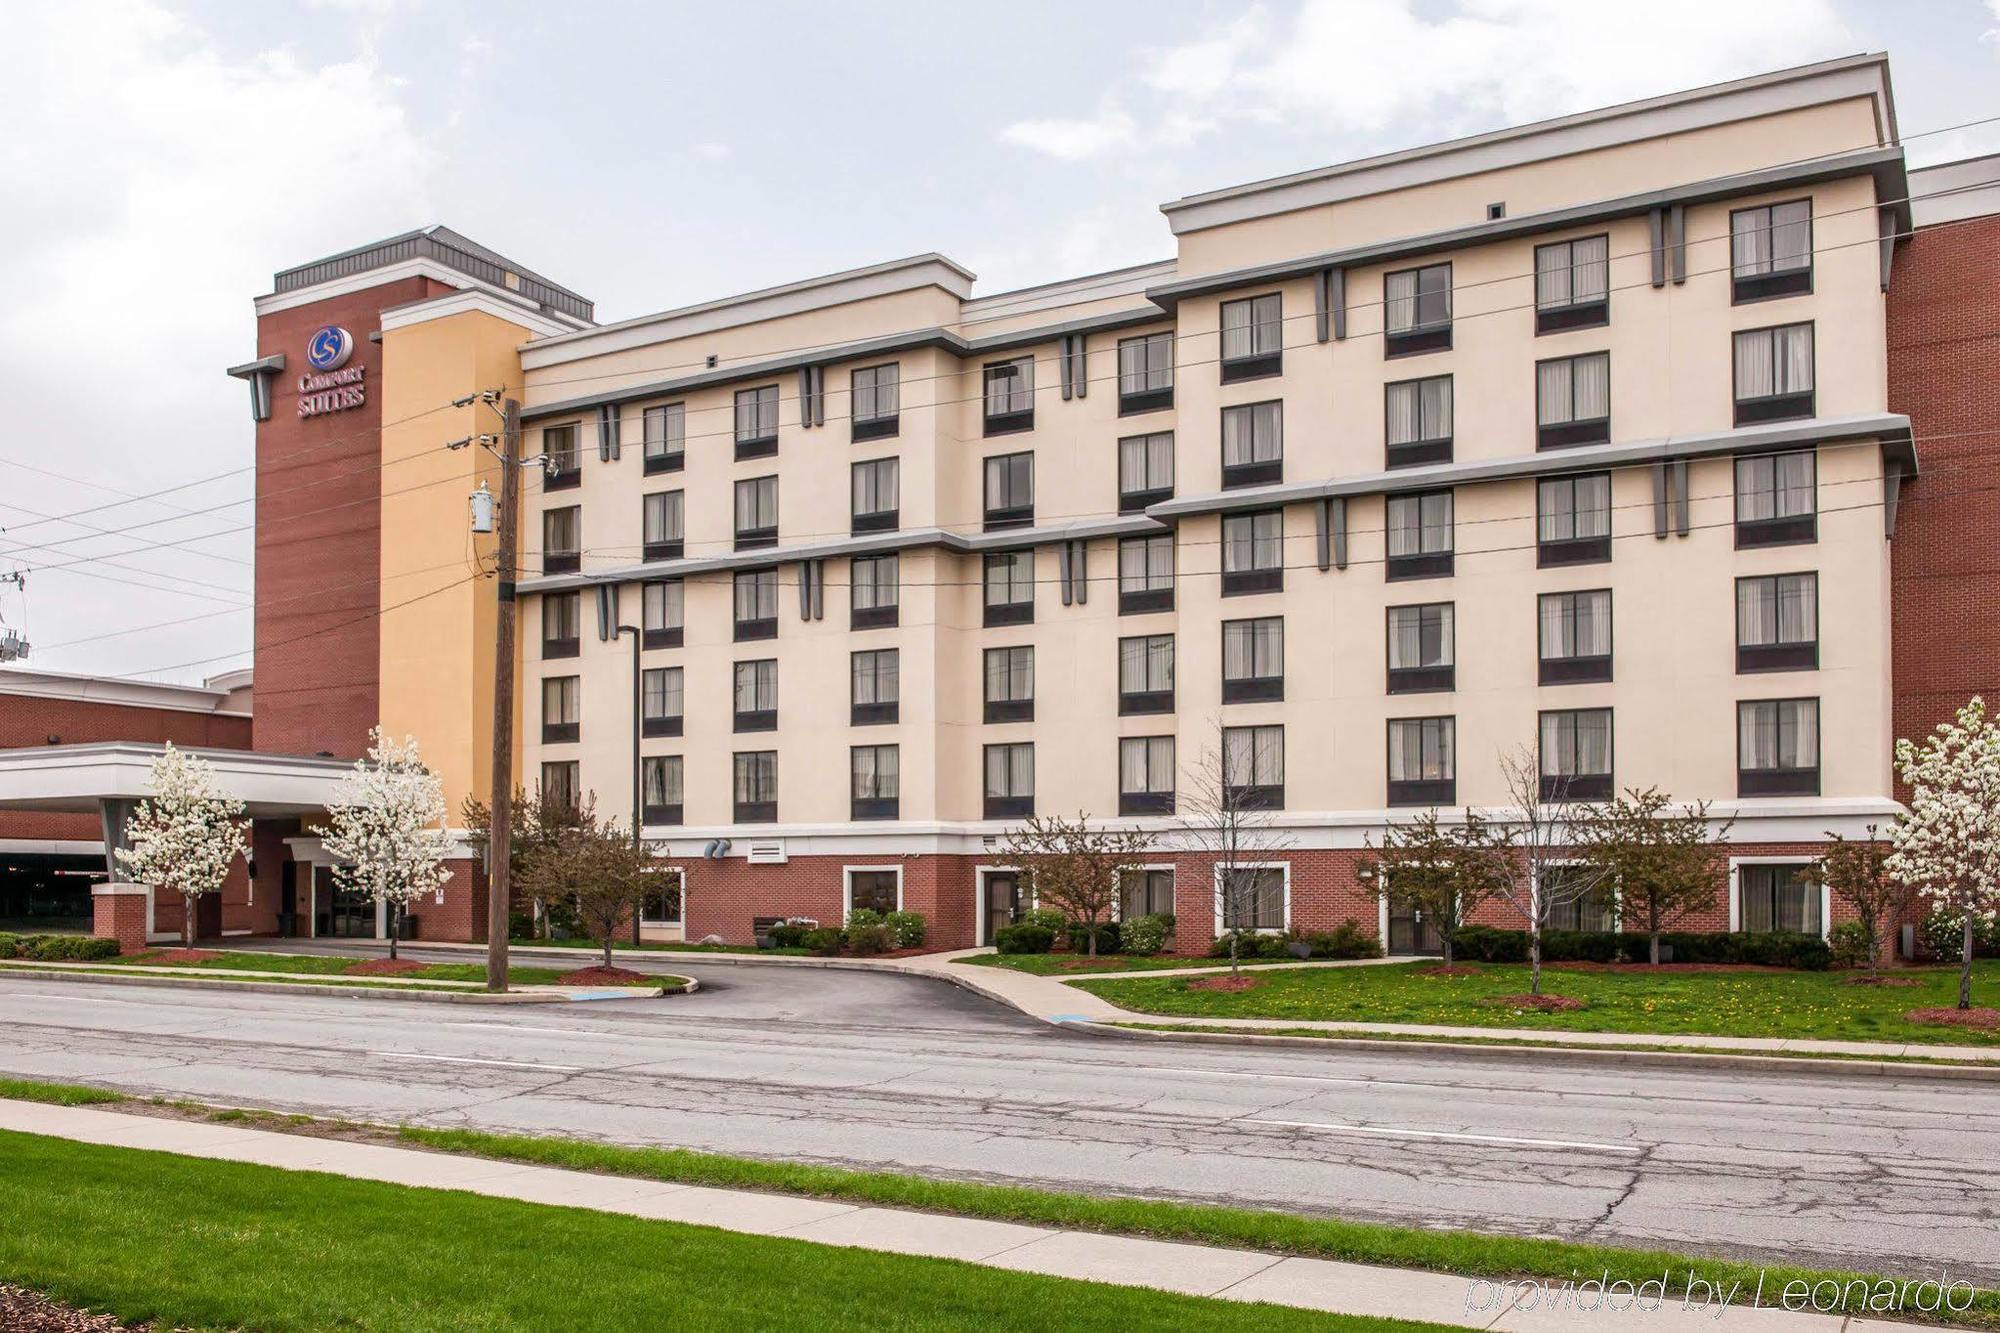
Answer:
[0, 1099, 1899, 1330]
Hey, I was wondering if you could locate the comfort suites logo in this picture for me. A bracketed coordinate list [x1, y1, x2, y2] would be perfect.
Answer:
[297, 324, 365, 417]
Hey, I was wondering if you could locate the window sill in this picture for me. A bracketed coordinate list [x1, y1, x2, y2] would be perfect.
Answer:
[735, 529, 778, 552]
[1734, 393, 1815, 427]
[540, 723, 579, 745]
[1542, 773, 1612, 802]
[643, 541, 684, 563]
[544, 470, 582, 492]
[734, 802, 778, 824]
[642, 804, 682, 826]
[1119, 488, 1173, 515]
[543, 553, 581, 576]
[1224, 784, 1283, 811]
[984, 796, 1034, 820]
[851, 799, 900, 821]
[1735, 516, 1817, 550]
[851, 511, 899, 536]
[1222, 460, 1283, 489]
[1538, 419, 1611, 451]
[983, 508, 1034, 532]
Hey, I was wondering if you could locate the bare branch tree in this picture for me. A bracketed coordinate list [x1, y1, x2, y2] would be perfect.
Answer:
[1490, 744, 1614, 995]
[998, 811, 1148, 957]
[1176, 720, 1293, 975]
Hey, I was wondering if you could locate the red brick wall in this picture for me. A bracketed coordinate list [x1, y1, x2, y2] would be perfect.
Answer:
[1887, 214, 2000, 763]
[252, 276, 450, 760]
[0, 693, 250, 844]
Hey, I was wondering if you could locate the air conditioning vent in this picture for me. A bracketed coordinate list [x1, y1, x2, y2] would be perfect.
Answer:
[746, 839, 788, 865]
[981, 835, 1001, 852]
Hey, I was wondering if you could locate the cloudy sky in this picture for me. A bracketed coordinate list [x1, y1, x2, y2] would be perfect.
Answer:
[1, 0, 1996, 684]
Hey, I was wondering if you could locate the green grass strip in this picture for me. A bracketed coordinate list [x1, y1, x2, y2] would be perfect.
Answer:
[0, 1077, 126, 1107]
[0, 1130, 1424, 1333]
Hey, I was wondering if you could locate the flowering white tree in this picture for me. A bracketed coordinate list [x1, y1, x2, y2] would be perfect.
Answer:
[1887, 697, 2000, 1011]
[115, 744, 248, 950]
[317, 729, 455, 961]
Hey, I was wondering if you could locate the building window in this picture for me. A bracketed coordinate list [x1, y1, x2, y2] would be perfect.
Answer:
[643, 579, 684, 650]
[541, 506, 580, 575]
[1387, 716, 1455, 806]
[1118, 533, 1175, 614]
[540, 760, 579, 812]
[983, 645, 1034, 724]
[1384, 262, 1451, 356]
[846, 867, 901, 915]
[984, 742, 1034, 819]
[1219, 293, 1282, 381]
[1739, 698, 1820, 796]
[1537, 473, 1611, 567]
[1385, 491, 1453, 581]
[543, 424, 581, 490]
[849, 648, 901, 727]
[1221, 866, 1285, 932]
[734, 385, 779, 458]
[640, 867, 683, 924]
[1120, 868, 1174, 919]
[732, 659, 778, 733]
[734, 475, 778, 550]
[641, 756, 682, 825]
[851, 554, 899, 630]
[1540, 708, 1613, 801]
[1545, 866, 1616, 931]
[1119, 736, 1176, 815]
[643, 403, 685, 474]
[1385, 376, 1452, 468]
[850, 747, 900, 821]
[1730, 200, 1812, 303]
[1222, 616, 1283, 703]
[1737, 573, 1819, 673]
[1221, 400, 1283, 488]
[733, 751, 777, 823]
[1386, 602, 1454, 693]
[1735, 451, 1816, 548]
[1118, 634, 1174, 716]
[1221, 510, 1283, 596]
[1536, 352, 1611, 449]
[851, 457, 900, 534]
[1117, 332, 1174, 413]
[642, 666, 684, 737]
[643, 490, 684, 561]
[1534, 234, 1609, 333]
[983, 550, 1034, 626]
[1733, 323, 1815, 425]
[983, 357, 1035, 435]
[850, 364, 900, 441]
[983, 452, 1034, 530]
[1118, 431, 1174, 512]
[733, 569, 778, 641]
[1222, 725, 1284, 811]
[1538, 589, 1613, 684]
[542, 591, 580, 659]
[1738, 863, 1821, 934]
[540, 676, 579, 745]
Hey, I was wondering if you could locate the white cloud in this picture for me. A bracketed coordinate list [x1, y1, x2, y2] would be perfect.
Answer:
[1005, 0, 1853, 159]
[0, 0, 432, 679]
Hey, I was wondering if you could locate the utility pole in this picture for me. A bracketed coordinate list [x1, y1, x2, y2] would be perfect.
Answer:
[486, 397, 522, 991]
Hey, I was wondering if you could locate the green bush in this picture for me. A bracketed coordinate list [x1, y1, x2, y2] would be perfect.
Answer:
[1065, 921, 1121, 956]
[994, 923, 1055, 955]
[27, 935, 119, 962]
[844, 923, 896, 956]
[1118, 913, 1173, 956]
[765, 921, 810, 949]
[1919, 907, 2000, 961]
[801, 927, 844, 957]
[0, 934, 19, 961]
[845, 907, 886, 931]
[884, 911, 927, 950]
[1023, 907, 1068, 934]
[1827, 920, 1872, 969]
[1305, 921, 1381, 960]
[1452, 926, 1529, 962]
[1541, 929, 1624, 963]
[1207, 929, 1289, 960]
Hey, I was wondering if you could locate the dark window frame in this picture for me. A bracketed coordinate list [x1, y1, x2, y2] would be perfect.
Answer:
[642, 489, 685, 562]
[731, 658, 778, 734]
[983, 742, 1035, 820]
[641, 665, 684, 738]
[982, 550, 1035, 627]
[643, 402, 686, 475]
[641, 755, 682, 826]
[1538, 706, 1614, 802]
[1732, 322, 1816, 426]
[1537, 588, 1614, 685]
[732, 569, 779, 642]
[1736, 696, 1821, 797]
[1386, 715, 1456, 808]
[1535, 350, 1612, 450]
[642, 579, 684, 650]
[1118, 633, 1175, 716]
[1221, 616, 1284, 704]
[1385, 601, 1455, 694]
[1734, 451, 1818, 549]
[1384, 374, 1453, 468]
[1218, 292, 1283, 382]
[850, 647, 901, 726]
[1533, 233, 1611, 334]
[541, 591, 580, 660]
[1117, 532, 1175, 615]
[1220, 509, 1284, 597]
[1117, 331, 1175, 414]
[1383, 262, 1452, 358]
[982, 357, 1035, 436]
[1220, 399, 1284, 489]
[733, 475, 779, 551]
[850, 553, 900, 631]
[849, 746, 900, 821]
[1729, 199, 1814, 305]
[1118, 735, 1176, 816]
[1384, 489, 1454, 581]
[849, 363, 901, 442]
[1117, 430, 1175, 513]
[733, 384, 780, 459]
[1735, 572, 1820, 674]
[732, 750, 778, 823]
[1536, 472, 1613, 567]
[542, 423, 582, 490]
[983, 645, 1035, 724]
[540, 675, 579, 746]
[982, 450, 1035, 531]
[541, 505, 581, 576]
[850, 456, 900, 535]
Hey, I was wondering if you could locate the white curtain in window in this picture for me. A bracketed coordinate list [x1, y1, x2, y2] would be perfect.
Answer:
[645, 491, 683, 543]
[1770, 201, 1812, 272]
[1734, 330, 1774, 400]
[1737, 580, 1776, 646]
[1535, 242, 1569, 308]
[1538, 358, 1573, 425]
[1573, 354, 1608, 420]
[1572, 235, 1608, 301]
[1573, 474, 1610, 538]
[1119, 433, 1172, 492]
[1775, 324, 1814, 393]
[1777, 574, 1816, 642]
[1223, 402, 1281, 465]
[1775, 452, 1814, 517]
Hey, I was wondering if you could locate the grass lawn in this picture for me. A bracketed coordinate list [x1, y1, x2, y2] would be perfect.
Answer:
[0, 1131, 1427, 1333]
[1075, 960, 2000, 1045]
[97, 950, 663, 990]
[957, 952, 1326, 976]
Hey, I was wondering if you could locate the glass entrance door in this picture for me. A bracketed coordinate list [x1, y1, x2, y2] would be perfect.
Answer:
[983, 873, 1023, 945]
[1386, 896, 1442, 956]
[313, 866, 375, 938]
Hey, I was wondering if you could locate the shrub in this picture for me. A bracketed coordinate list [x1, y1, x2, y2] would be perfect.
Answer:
[1065, 921, 1121, 956]
[994, 923, 1055, 955]
[765, 921, 810, 949]
[1918, 907, 2000, 961]
[844, 923, 896, 956]
[1023, 907, 1069, 934]
[1118, 913, 1173, 956]
[884, 911, 927, 950]
[1827, 920, 1872, 969]
[27, 935, 119, 962]
[1541, 929, 1624, 963]
[1306, 921, 1382, 960]
[0, 934, 18, 960]
[1207, 929, 1289, 960]
[845, 907, 886, 931]
[801, 927, 844, 957]
[1453, 925, 1529, 963]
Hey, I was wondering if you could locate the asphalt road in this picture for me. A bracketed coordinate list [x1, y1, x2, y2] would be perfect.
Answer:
[1, 950, 1995, 1283]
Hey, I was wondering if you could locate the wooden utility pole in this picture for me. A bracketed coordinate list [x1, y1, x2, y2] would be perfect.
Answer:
[485, 397, 522, 991]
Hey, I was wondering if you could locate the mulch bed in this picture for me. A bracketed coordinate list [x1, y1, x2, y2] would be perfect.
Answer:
[1843, 975, 1922, 987]
[1413, 964, 1483, 977]
[0, 1282, 147, 1330]
[140, 949, 222, 966]
[344, 958, 432, 977]
[1186, 975, 1261, 993]
[1484, 993, 1587, 1012]
[556, 965, 652, 986]
[1905, 1007, 2000, 1030]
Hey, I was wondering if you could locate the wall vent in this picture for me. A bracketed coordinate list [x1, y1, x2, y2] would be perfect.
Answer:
[746, 839, 788, 865]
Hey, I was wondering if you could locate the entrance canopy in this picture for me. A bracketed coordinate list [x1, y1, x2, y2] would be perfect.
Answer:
[0, 743, 352, 818]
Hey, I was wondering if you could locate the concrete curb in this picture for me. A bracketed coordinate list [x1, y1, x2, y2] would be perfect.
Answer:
[0, 966, 688, 1006]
